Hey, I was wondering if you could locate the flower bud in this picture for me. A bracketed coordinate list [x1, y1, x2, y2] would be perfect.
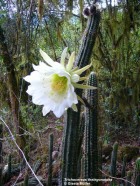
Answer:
[90, 5, 96, 15]
[83, 7, 90, 18]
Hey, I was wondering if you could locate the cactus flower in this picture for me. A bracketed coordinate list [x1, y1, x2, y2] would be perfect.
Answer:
[24, 48, 94, 118]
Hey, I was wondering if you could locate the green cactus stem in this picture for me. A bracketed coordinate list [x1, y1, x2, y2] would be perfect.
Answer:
[135, 158, 140, 186]
[77, 113, 85, 178]
[0, 124, 3, 185]
[48, 133, 53, 186]
[61, 5, 100, 183]
[24, 173, 29, 186]
[84, 72, 98, 185]
[121, 155, 127, 178]
[126, 171, 132, 186]
[110, 142, 118, 186]
[98, 141, 102, 186]
[7, 154, 12, 181]
[121, 155, 127, 185]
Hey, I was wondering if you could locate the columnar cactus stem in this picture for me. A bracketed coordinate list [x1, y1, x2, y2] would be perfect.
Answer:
[98, 141, 102, 186]
[77, 113, 85, 178]
[126, 171, 132, 186]
[7, 154, 11, 180]
[24, 173, 29, 186]
[48, 133, 53, 186]
[84, 72, 98, 185]
[121, 155, 127, 178]
[135, 158, 140, 186]
[121, 155, 127, 185]
[110, 142, 118, 186]
[0, 124, 3, 185]
[61, 5, 100, 183]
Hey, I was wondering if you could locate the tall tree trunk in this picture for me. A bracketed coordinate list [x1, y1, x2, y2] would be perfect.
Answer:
[0, 26, 26, 151]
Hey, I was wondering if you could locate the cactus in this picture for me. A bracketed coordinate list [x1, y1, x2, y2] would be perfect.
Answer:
[98, 141, 102, 186]
[33, 159, 41, 174]
[110, 142, 118, 186]
[121, 155, 127, 185]
[24, 173, 29, 186]
[61, 4, 100, 183]
[7, 154, 12, 180]
[77, 113, 85, 178]
[84, 72, 98, 185]
[135, 158, 140, 186]
[2, 154, 12, 183]
[126, 171, 132, 186]
[81, 157, 85, 179]
[0, 124, 3, 185]
[121, 155, 127, 178]
[48, 133, 53, 186]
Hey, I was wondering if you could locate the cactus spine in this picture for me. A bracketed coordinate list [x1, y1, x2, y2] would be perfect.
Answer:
[110, 142, 118, 186]
[84, 72, 98, 185]
[48, 133, 53, 186]
[61, 5, 100, 183]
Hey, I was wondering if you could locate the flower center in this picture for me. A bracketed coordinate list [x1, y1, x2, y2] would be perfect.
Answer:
[51, 74, 68, 94]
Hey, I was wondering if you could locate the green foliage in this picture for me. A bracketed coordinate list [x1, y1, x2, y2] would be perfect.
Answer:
[92, 2, 140, 129]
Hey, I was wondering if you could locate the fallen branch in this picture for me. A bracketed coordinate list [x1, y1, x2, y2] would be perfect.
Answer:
[99, 169, 135, 186]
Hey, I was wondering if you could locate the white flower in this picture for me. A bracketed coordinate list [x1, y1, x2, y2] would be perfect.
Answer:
[24, 48, 94, 118]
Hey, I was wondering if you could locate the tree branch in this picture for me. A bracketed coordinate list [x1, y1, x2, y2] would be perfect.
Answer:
[0, 117, 43, 186]
[99, 169, 135, 186]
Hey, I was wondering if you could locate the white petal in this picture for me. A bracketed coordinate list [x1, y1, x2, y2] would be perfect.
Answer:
[24, 71, 42, 83]
[60, 47, 68, 66]
[40, 49, 54, 66]
[66, 51, 75, 71]
[47, 83, 78, 117]
[53, 103, 66, 118]
[52, 90, 77, 117]
[42, 106, 51, 116]
[32, 93, 46, 105]
[67, 90, 78, 105]
[32, 62, 54, 75]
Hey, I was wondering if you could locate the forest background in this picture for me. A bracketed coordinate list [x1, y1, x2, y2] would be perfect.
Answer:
[0, 0, 140, 185]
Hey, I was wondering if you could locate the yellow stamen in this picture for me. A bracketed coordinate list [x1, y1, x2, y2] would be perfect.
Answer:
[51, 74, 68, 94]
